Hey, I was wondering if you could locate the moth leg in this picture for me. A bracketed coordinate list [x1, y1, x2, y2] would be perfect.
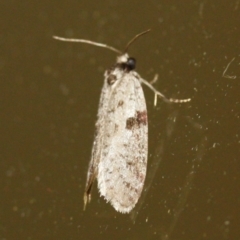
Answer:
[149, 74, 158, 85]
[140, 76, 191, 106]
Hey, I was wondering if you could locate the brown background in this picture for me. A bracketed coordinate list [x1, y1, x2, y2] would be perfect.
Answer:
[1, 1, 239, 239]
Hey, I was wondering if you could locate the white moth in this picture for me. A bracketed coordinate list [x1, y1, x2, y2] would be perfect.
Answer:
[53, 30, 190, 214]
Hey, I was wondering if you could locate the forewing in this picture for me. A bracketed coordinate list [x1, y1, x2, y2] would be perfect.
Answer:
[84, 79, 111, 203]
[97, 72, 148, 213]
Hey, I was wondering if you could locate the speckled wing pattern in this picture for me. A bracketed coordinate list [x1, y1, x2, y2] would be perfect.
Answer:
[84, 54, 148, 213]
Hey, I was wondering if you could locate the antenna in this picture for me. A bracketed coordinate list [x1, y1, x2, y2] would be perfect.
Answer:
[124, 29, 151, 53]
[52, 36, 122, 54]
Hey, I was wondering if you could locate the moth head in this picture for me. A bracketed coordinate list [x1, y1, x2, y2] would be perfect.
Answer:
[117, 53, 136, 71]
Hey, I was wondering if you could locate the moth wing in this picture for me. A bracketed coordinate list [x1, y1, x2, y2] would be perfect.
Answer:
[84, 80, 111, 204]
[98, 72, 148, 213]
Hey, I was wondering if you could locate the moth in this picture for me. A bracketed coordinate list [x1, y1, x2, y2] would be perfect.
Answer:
[53, 30, 190, 213]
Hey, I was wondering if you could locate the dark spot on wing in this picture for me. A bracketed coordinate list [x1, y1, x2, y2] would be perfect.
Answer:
[126, 111, 147, 130]
[114, 124, 119, 132]
[136, 111, 147, 125]
[117, 100, 124, 107]
[107, 74, 117, 85]
[126, 117, 137, 130]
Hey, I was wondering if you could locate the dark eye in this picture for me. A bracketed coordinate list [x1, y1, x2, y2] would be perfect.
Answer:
[126, 57, 136, 71]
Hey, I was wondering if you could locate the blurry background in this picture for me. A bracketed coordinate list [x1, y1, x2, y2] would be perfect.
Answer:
[1, 1, 239, 239]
